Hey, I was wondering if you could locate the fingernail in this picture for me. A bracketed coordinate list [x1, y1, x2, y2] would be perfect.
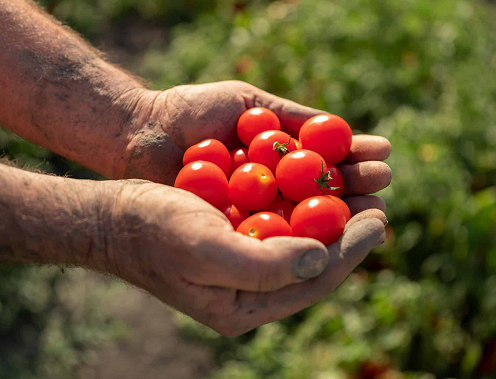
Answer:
[292, 249, 327, 280]
[384, 218, 389, 226]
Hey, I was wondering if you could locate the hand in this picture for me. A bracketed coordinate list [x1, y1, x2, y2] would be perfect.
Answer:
[119, 81, 392, 214]
[105, 179, 387, 336]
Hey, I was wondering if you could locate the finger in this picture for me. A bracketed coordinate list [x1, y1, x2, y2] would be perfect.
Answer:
[188, 230, 329, 292]
[344, 195, 386, 216]
[243, 88, 324, 138]
[339, 161, 392, 196]
[341, 135, 392, 164]
[345, 209, 387, 230]
[234, 219, 385, 333]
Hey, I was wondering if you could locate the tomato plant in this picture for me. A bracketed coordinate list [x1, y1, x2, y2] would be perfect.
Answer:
[229, 147, 250, 177]
[183, 139, 231, 178]
[237, 212, 293, 240]
[220, 203, 250, 229]
[299, 114, 352, 165]
[261, 200, 295, 223]
[237, 107, 281, 146]
[276, 150, 341, 202]
[248, 130, 297, 175]
[174, 161, 229, 209]
[229, 163, 277, 211]
[290, 196, 347, 246]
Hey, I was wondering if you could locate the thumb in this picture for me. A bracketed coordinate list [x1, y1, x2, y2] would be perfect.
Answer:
[242, 86, 324, 138]
[198, 231, 329, 292]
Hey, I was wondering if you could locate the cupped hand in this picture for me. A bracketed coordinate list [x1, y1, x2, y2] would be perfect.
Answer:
[121, 81, 392, 214]
[105, 179, 387, 336]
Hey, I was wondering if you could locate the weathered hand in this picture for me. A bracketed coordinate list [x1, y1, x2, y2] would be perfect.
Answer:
[120, 81, 391, 204]
[105, 179, 387, 336]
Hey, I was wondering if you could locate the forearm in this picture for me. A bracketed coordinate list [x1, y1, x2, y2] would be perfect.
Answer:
[0, 0, 157, 178]
[0, 163, 113, 270]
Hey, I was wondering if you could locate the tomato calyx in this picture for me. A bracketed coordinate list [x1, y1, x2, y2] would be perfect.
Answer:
[314, 161, 340, 193]
[272, 137, 292, 158]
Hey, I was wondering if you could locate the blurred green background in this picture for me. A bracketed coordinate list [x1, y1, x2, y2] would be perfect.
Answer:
[1, 0, 496, 378]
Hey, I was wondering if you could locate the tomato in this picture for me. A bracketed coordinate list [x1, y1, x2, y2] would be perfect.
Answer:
[326, 196, 351, 222]
[294, 139, 302, 150]
[299, 114, 353, 165]
[229, 163, 277, 211]
[261, 201, 295, 223]
[237, 107, 281, 147]
[323, 162, 345, 198]
[175, 161, 229, 208]
[276, 150, 340, 202]
[237, 212, 293, 240]
[220, 203, 250, 229]
[183, 139, 231, 178]
[229, 147, 250, 177]
[290, 196, 346, 246]
[248, 130, 297, 175]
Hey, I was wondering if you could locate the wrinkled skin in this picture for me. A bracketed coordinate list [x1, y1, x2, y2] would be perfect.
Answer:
[107, 179, 387, 337]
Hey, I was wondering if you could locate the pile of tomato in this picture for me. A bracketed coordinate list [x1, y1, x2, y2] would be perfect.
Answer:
[174, 107, 354, 246]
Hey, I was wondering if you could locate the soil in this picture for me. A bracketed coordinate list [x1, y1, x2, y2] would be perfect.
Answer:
[68, 270, 216, 379]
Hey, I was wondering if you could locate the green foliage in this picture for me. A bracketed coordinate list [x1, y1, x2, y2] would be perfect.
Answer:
[2, 0, 496, 377]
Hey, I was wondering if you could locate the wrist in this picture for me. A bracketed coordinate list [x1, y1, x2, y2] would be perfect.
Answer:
[116, 89, 184, 186]
[0, 164, 116, 271]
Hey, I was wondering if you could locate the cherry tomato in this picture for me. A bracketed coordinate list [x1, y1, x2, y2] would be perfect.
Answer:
[174, 161, 229, 209]
[248, 130, 297, 175]
[299, 114, 353, 165]
[229, 163, 277, 211]
[276, 150, 339, 202]
[183, 139, 231, 178]
[290, 196, 346, 246]
[229, 147, 250, 177]
[237, 212, 293, 240]
[261, 201, 296, 224]
[220, 203, 250, 229]
[237, 107, 281, 147]
[326, 196, 351, 222]
[323, 162, 345, 198]
[294, 139, 302, 150]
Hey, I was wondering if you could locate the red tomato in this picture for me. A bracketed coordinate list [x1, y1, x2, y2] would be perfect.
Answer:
[237, 107, 281, 147]
[276, 150, 340, 202]
[229, 147, 250, 177]
[323, 162, 345, 198]
[220, 203, 250, 229]
[237, 212, 293, 240]
[326, 196, 351, 222]
[294, 139, 302, 150]
[229, 163, 277, 211]
[299, 114, 353, 165]
[261, 201, 296, 223]
[290, 196, 346, 245]
[183, 139, 231, 178]
[174, 161, 229, 208]
[248, 130, 297, 175]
